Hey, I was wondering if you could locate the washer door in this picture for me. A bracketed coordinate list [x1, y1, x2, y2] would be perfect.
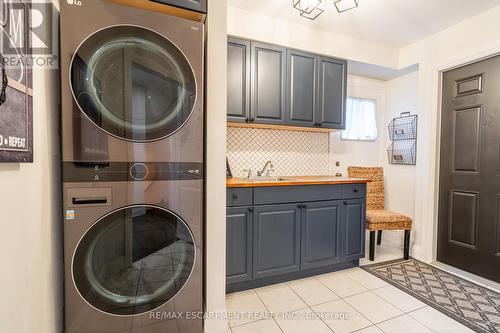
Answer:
[70, 25, 196, 142]
[73, 206, 195, 316]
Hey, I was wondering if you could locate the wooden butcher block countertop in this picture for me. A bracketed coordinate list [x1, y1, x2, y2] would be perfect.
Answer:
[227, 176, 369, 188]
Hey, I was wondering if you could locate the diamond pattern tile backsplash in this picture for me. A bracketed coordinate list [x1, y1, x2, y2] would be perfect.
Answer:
[227, 127, 330, 178]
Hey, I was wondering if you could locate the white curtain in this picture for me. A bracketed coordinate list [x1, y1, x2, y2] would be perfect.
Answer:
[341, 97, 378, 141]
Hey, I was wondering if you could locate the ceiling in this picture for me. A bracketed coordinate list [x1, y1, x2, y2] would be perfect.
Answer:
[348, 61, 419, 81]
[227, 0, 500, 48]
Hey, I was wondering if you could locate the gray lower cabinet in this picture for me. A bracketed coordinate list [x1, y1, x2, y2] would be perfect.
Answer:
[226, 185, 366, 291]
[301, 201, 342, 269]
[226, 207, 253, 284]
[253, 204, 301, 279]
[342, 199, 366, 261]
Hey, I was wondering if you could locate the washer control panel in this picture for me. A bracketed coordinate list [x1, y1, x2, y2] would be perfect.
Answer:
[130, 163, 149, 181]
[63, 162, 204, 182]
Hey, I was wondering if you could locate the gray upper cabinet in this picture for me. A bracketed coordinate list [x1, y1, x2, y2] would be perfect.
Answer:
[151, 0, 207, 13]
[318, 57, 347, 129]
[227, 38, 251, 123]
[342, 199, 366, 261]
[227, 38, 347, 130]
[253, 204, 301, 279]
[251, 42, 287, 125]
[286, 50, 318, 127]
[227, 207, 253, 284]
[301, 201, 342, 269]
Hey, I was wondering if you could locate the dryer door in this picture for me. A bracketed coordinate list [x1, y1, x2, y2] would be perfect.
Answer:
[72, 205, 195, 316]
[70, 25, 197, 142]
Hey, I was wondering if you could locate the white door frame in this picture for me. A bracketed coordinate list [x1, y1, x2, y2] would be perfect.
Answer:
[417, 40, 500, 263]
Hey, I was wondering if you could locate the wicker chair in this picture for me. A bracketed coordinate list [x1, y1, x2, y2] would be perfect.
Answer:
[348, 166, 412, 261]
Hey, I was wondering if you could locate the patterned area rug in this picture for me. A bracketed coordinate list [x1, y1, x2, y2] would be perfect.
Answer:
[362, 259, 500, 333]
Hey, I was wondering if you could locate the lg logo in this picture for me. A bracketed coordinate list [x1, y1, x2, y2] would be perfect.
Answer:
[67, 0, 83, 6]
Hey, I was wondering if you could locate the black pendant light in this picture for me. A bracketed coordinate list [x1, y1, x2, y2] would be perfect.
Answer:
[293, 0, 359, 20]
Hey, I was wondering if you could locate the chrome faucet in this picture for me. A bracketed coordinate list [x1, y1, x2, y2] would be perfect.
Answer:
[242, 169, 253, 179]
[257, 161, 275, 177]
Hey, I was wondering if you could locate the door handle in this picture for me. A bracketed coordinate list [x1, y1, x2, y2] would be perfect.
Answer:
[72, 197, 108, 205]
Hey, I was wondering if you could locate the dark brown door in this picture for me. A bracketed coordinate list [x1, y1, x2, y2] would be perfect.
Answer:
[438, 55, 500, 282]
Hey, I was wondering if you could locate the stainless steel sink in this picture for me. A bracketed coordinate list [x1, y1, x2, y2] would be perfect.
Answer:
[241, 177, 294, 182]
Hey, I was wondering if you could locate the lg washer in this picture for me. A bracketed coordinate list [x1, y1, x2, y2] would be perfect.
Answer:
[60, 1, 204, 332]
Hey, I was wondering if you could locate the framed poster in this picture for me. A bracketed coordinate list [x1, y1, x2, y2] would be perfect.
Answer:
[0, 0, 33, 163]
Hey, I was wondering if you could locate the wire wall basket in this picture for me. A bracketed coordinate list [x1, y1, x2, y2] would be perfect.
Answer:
[387, 141, 416, 165]
[389, 112, 418, 141]
[387, 112, 417, 165]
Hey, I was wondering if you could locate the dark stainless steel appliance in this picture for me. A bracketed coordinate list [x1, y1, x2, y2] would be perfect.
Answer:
[63, 179, 203, 333]
[60, 1, 204, 332]
[61, 0, 203, 164]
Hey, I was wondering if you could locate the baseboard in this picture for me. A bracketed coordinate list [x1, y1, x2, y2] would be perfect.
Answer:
[203, 308, 228, 333]
[409, 244, 424, 262]
[226, 260, 359, 294]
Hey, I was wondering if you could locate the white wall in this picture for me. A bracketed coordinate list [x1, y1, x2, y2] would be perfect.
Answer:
[0, 54, 62, 333]
[382, 71, 419, 246]
[227, 6, 399, 69]
[0, 2, 62, 332]
[330, 75, 386, 176]
[331, 73, 419, 247]
[397, 4, 500, 262]
[205, 0, 228, 332]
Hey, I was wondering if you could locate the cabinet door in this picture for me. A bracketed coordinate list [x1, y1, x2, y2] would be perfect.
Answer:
[342, 199, 366, 261]
[318, 57, 347, 129]
[227, 38, 251, 123]
[152, 0, 206, 13]
[286, 50, 318, 127]
[253, 204, 301, 279]
[301, 201, 342, 270]
[251, 42, 286, 125]
[226, 207, 253, 284]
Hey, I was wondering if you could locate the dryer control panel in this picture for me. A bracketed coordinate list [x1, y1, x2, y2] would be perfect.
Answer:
[63, 162, 204, 182]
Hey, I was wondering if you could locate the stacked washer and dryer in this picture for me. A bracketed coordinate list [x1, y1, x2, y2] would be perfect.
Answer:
[60, 1, 204, 332]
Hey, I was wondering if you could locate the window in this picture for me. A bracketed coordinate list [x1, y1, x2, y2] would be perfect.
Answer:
[341, 97, 378, 141]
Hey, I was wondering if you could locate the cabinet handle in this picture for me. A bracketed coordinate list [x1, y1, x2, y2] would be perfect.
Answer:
[353, 189, 359, 193]
[248, 207, 254, 212]
[303, 204, 307, 208]
[318, 123, 323, 127]
[245, 118, 250, 123]
[344, 201, 348, 205]
[250, 118, 255, 122]
[297, 204, 302, 208]
[232, 194, 238, 199]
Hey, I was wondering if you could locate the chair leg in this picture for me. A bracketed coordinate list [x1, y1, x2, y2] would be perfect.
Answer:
[369, 231, 376, 261]
[377, 231, 382, 245]
[404, 230, 411, 260]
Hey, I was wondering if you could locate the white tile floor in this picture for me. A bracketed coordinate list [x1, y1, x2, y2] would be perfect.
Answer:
[225, 241, 477, 333]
